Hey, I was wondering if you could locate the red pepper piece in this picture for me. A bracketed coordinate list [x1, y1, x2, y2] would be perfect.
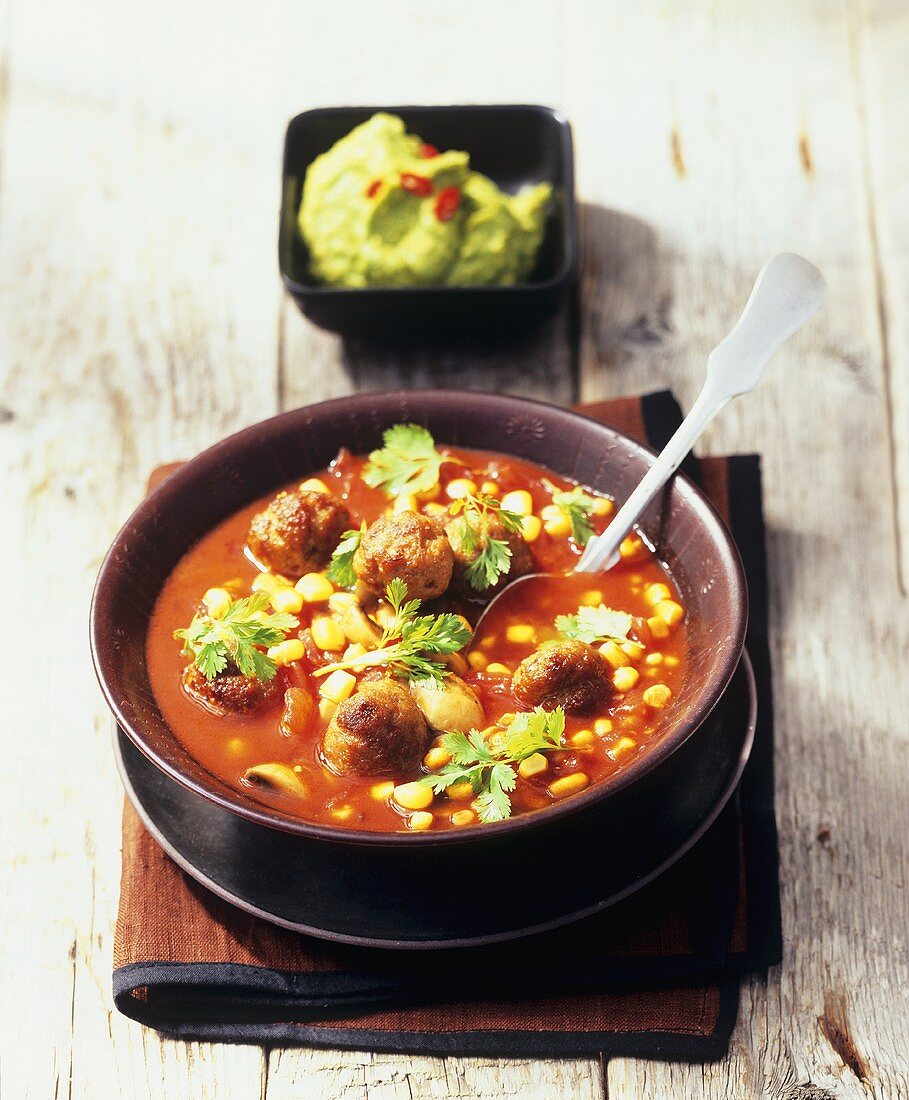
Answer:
[364, 179, 382, 199]
[434, 185, 461, 222]
[400, 172, 434, 197]
[419, 143, 439, 159]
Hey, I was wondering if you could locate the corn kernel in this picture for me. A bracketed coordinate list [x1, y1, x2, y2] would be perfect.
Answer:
[225, 737, 247, 758]
[328, 591, 357, 612]
[295, 572, 334, 602]
[446, 478, 477, 500]
[643, 684, 673, 709]
[619, 536, 645, 560]
[343, 642, 367, 661]
[549, 772, 589, 799]
[371, 781, 395, 801]
[423, 502, 447, 516]
[299, 477, 329, 494]
[608, 736, 637, 760]
[520, 514, 542, 543]
[600, 640, 630, 668]
[480, 480, 501, 497]
[655, 599, 684, 627]
[592, 497, 614, 517]
[621, 641, 646, 661]
[394, 782, 433, 811]
[580, 589, 604, 607]
[594, 717, 614, 735]
[320, 669, 357, 703]
[645, 652, 664, 666]
[450, 809, 476, 827]
[311, 616, 346, 652]
[506, 624, 536, 644]
[541, 505, 571, 538]
[267, 638, 305, 666]
[645, 582, 672, 607]
[501, 489, 533, 516]
[409, 811, 434, 831]
[497, 712, 516, 727]
[202, 587, 232, 618]
[271, 587, 304, 614]
[374, 605, 396, 630]
[613, 666, 640, 692]
[664, 655, 680, 668]
[332, 805, 354, 821]
[424, 746, 452, 771]
[416, 482, 441, 502]
[518, 752, 549, 779]
[467, 651, 488, 671]
[571, 730, 595, 748]
[393, 493, 418, 513]
[252, 572, 288, 594]
[485, 662, 512, 675]
[647, 615, 671, 640]
[447, 781, 475, 802]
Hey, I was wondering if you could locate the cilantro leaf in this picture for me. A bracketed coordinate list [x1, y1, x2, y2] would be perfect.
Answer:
[464, 537, 512, 591]
[174, 591, 299, 681]
[547, 483, 599, 546]
[449, 493, 524, 591]
[327, 523, 366, 589]
[362, 423, 443, 496]
[315, 581, 471, 685]
[418, 707, 567, 822]
[555, 604, 632, 644]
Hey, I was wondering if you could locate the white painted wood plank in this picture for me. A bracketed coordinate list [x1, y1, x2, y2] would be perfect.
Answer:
[0, 0, 283, 1095]
[567, 0, 909, 1095]
[854, 0, 909, 593]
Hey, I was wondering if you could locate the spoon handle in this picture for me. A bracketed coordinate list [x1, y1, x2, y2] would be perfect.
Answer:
[576, 254, 827, 573]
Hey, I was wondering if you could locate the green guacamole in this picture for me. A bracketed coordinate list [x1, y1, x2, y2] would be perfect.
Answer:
[299, 113, 552, 288]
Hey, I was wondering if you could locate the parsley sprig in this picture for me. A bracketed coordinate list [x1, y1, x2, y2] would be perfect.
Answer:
[362, 423, 443, 496]
[314, 579, 470, 685]
[449, 493, 524, 591]
[327, 522, 366, 589]
[555, 604, 632, 645]
[544, 480, 599, 546]
[420, 707, 566, 822]
[174, 593, 299, 681]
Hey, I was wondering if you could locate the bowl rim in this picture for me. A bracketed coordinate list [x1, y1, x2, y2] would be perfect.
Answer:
[278, 102, 578, 296]
[90, 389, 748, 848]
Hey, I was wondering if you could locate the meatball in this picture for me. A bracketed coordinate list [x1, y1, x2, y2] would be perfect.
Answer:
[445, 512, 534, 597]
[182, 663, 282, 715]
[322, 679, 429, 777]
[512, 640, 611, 715]
[353, 511, 453, 600]
[247, 490, 350, 578]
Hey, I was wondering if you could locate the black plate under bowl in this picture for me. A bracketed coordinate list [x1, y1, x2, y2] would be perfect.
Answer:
[115, 653, 756, 950]
[279, 104, 577, 336]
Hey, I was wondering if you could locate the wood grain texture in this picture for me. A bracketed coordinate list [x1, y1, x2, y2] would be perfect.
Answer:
[2, 0, 908, 1097]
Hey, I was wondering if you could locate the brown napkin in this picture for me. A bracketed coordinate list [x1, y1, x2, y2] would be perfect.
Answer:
[112, 391, 780, 1060]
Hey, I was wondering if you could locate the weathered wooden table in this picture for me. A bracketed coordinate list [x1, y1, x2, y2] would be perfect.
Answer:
[2, 1, 907, 1096]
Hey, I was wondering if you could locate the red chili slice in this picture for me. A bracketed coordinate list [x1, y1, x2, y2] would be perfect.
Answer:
[364, 179, 382, 199]
[400, 172, 434, 197]
[434, 185, 461, 222]
[419, 143, 439, 159]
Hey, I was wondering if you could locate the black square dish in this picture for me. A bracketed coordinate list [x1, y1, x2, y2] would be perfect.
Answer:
[278, 105, 577, 337]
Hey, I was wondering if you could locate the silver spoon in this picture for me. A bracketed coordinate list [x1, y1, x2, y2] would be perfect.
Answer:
[476, 253, 827, 628]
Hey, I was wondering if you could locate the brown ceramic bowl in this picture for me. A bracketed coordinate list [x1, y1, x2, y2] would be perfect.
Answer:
[91, 390, 748, 946]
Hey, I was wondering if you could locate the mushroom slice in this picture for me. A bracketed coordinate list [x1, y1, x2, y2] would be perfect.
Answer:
[243, 762, 308, 799]
[410, 674, 485, 733]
